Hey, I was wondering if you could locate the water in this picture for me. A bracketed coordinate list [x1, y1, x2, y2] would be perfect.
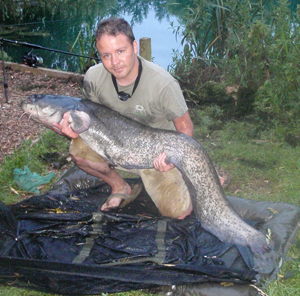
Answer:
[124, 10, 181, 69]
[1, 1, 184, 72]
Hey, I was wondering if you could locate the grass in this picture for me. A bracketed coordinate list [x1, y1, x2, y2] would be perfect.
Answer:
[0, 108, 299, 296]
[0, 288, 155, 296]
[192, 110, 300, 296]
[199, 122, 300, 207]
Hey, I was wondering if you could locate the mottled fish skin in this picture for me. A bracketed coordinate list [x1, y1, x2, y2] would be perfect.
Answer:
[21, 94, 270, 254]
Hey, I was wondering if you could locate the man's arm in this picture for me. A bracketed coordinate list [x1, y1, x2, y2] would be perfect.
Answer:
[173, 111, 194, 137]
[153, 111, 194, 172]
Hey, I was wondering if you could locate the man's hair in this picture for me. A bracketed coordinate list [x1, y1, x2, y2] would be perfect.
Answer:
[95, 18, 135, 44]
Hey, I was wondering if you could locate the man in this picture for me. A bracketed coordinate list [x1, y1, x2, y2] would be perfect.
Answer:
[55, 17, 194, 219]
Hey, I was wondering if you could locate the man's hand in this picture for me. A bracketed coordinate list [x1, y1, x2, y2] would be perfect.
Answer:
[153, 152, 175, 172]
[53, 113, 79, 139]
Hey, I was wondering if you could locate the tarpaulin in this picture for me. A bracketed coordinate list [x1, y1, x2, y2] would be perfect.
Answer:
[0, 167, 299, 295]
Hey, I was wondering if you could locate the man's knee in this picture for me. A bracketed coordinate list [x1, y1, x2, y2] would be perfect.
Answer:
[69, 138, 106, 163]
[140, 168, 192, 219]
[70, 153, 86, 167]
[156, 196, 192, 219]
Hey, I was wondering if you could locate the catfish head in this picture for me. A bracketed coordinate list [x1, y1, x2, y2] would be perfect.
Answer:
[21, 94, 89, 134]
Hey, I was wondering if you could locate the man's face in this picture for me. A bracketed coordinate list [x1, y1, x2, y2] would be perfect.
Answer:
[96, 33, 138, 81]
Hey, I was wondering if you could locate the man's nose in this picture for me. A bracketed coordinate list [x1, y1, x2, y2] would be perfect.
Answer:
[111, 54, 120, 66]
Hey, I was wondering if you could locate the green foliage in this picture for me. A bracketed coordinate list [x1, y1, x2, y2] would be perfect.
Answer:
[254, 1, 300, 122]
[171, 0, 300, 124]
[0, 0, 100, 23]
[169, 0, 271, 111]
[67, 23, 98, 73]
[0, 50, 12, 62]
[170, 0, 230, 62]
[225, 21, 272, 91]
[224, 0, 300, 123]
[190, 105, 224, 138]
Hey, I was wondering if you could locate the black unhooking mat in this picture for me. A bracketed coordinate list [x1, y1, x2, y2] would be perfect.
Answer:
[0, 167, 299, 296]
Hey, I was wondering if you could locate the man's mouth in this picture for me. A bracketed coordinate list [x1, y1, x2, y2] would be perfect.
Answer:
[113, 67, 124, 73]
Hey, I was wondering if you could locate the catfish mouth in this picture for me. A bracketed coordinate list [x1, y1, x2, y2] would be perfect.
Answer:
[21, 94, 84, 136]
[21, 97, 77, 121]
[21, 104, 55, 132]
[21, 101, 68, 131]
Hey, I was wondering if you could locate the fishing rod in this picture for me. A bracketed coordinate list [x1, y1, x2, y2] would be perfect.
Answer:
[0, 37, 100, 103]
[0, 37, 100, 61]
[0, 19, 66, 28]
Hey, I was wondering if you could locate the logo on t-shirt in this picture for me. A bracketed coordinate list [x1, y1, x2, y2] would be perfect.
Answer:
[132, 105, 147, 117]
[124, 105, 153, 126]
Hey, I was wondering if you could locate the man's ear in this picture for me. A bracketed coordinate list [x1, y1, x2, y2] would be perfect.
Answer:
[133, 40, 138, 55]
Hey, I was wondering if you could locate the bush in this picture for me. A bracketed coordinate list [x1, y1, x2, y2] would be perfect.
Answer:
[171, 0, 300, 124]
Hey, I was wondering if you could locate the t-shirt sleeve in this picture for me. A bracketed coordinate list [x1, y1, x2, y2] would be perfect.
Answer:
[82, 65, 109, 104]
[82, 70, 97, 102]
[160, 79, 188, 122]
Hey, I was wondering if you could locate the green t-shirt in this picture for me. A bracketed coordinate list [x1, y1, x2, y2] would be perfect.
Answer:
[83, 56, 188, 131]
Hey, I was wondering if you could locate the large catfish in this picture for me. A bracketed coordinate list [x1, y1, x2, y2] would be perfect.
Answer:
[21, 94, 272, 256]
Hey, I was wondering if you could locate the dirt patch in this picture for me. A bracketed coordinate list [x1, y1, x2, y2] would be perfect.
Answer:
[0, 66, 84, 162]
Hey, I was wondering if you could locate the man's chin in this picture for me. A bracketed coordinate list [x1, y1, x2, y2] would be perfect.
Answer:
[112, 71, 126, 79]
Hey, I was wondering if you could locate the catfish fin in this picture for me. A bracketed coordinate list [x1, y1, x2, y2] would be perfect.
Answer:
[68, 110, 91, 134]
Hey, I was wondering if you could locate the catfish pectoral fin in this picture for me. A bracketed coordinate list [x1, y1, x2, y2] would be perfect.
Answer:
[69, 110, 91, 134]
